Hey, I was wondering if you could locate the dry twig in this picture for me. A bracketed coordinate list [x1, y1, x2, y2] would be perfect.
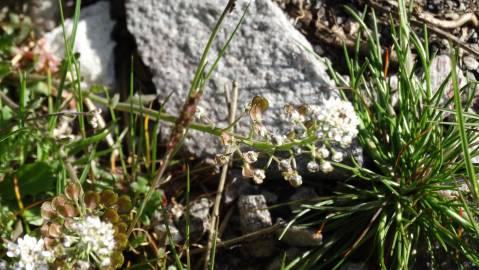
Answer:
[204, 81, 239, 270]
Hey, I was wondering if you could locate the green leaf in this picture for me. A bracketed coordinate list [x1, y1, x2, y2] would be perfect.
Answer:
[130, 177, 149, 194]
[0, 162, 56, 200]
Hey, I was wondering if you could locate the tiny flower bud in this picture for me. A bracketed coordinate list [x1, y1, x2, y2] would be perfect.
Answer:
[252, 169, 266, 184]
[332, 151, 344, 162]
[289, 173, 303, 187]
[320, 161, 334, 173]
[317, 147, 330, 159]
[279, 159, 291, 171]
[307, 161, 320, 173]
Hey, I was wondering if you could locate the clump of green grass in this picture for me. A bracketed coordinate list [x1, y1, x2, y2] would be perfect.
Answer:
[283, 1, 479, 269]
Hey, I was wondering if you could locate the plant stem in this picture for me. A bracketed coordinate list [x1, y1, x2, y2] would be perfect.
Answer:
[83, 90, 317, 152]
[204, 81, 238, 270]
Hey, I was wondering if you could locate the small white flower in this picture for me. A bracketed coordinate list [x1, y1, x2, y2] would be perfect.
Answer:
[76, 260, 91, 270]
[288, 173, 303, 187]
[7, 235, 52, 270]
[317, 147, 330, 159]
[243, 151, 259, 164]
[332, 151, 344, 162]
[320, 161, 334, 173]
[279, 159, 291, 171]
[307, 161, 320, 173]
[340, 135, 353, 147]
[252, 169, 266, 184]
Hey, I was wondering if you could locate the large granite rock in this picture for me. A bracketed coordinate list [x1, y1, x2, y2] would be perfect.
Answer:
[44, 1, 116, 88]
[28, 0, 58, 33]
[125, 0, 337, 157]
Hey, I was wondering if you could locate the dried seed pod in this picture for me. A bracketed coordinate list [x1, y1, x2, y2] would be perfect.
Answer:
[65, 182, 81, 202]
[57, 203, 77, 218]
[48, 222, 63, 238]
[41, 202, 56, 220]
[115, 222, 128, 234]
[100, 190, 118, 207]
[103, 208, 120, 223]
[117, 195, 133, 214]
[114, 233, 128, 248]
[85, 191, 100, 209]
[63, 218, 75, 230]
[51, 195, 68, 211]
[249, 96, 269, 123]
[40, 223, 50, 237]
[111, 251, 124, 268]
[43, 237, 58, 250]
[297, 105, 308, 115]
[242, 163, 254, 178]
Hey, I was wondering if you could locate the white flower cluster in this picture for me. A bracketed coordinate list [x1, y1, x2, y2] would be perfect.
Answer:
[70, 216, 116, 267]
[310, 97, 359, 148]
[219, 96, 360, 187]
[6, 235, 52, 270]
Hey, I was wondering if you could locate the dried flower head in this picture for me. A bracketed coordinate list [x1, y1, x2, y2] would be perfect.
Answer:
[243, 151, 259, 164]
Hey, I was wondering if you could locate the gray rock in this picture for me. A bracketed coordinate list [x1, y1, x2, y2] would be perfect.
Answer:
[429, 55, 467, 101]
[237, 194, 276, 258]
[242, 239, 277, 258]
[289, 186, 318, 212]
[154, 223, 183, 244]
[463, 55, 479, 71]
[29, 0, 58, 33]
[189, 197, 213, 220]
[224, 169, 257, 204]
[125, 0, 337, 157]
[261, 190, 279, 204]
[225, 169, 277, 204]
[179, 197, 212, 242]
[277, 219, 322, 247]
[43, 1, 116, 87]
[238, 195, 272, 233]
